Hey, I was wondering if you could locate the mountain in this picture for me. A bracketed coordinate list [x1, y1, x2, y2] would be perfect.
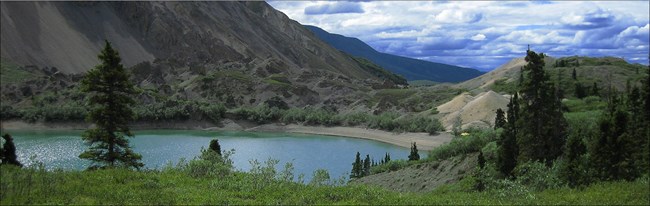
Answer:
[0, 1, 404, 110]
[305, 25, 484, 83]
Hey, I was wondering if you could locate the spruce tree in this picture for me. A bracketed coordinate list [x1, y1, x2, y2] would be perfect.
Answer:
[641, 68, 650, 170]
[78, 40, 143, 170]
[363, 154, 371, 176]
[592, 82, 600, 97]
[478, 151, 486, 169]
[590, 96, 627, 180]
[1, 134, 22, 167]
[572, 68, 577, 80]
[494, 108, 506, 129]
[575, 82, 586, 99]
[623, 86, 646, 179]
[209, 139, 222, 156]
[408, 142, 420, 161]
[350, 152, 362, 178]
[561, 128, 587, 187]
[516, 48, 567, 166]
[497, 94, 518, 177]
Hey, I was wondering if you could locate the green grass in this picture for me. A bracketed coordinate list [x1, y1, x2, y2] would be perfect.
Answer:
[562, 96, 606, 112]
[1, 164, 646, 205]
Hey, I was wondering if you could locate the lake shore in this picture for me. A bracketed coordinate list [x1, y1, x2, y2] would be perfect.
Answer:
[1, 119, 452, 151]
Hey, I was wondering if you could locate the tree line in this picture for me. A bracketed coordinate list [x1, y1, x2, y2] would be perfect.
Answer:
[494, 47, 649, 187]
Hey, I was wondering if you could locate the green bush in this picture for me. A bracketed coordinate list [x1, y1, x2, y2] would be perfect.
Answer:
[279, 108, 307, 123]
[513, 161, 563, 192]
[370, 160, 410, 174]
[428, 129, 499, 161]
[182, 148, 234, 178]
[0, 105, 20, 120]
[339, 112, 369, 126]
[367, 112, 399, 131]
[304, 108, 339, 126]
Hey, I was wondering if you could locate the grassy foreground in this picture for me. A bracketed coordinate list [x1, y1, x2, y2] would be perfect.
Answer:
[1, 164, 647, 205]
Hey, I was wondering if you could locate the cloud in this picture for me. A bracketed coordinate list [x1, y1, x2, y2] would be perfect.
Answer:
[561, 8, 615, 30]
[471, 34, 486, 41]
[304, 2, 364, 15]
[434, 9, 483, 24]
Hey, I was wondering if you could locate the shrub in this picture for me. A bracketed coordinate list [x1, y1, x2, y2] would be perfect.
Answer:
[370, 160, 409, 174]
[0, 105, 20, 120]
[309, 169, 331, 186]
[368, 112, 399, 131]
[428, 129, 499, 161]
[183, 148, 234, 178]
[513, 161, 563, 192]
[280, 108, 307, 123]
[340, 112, 369, 126]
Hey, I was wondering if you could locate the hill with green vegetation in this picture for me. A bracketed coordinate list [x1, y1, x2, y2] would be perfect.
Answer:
[305, 25, 484, 83]
[348, 49, 650, 204]
[458, 56, 647, 98]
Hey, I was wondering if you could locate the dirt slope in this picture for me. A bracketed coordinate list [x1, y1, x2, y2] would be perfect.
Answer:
[456, 56, 555, 92]
[437, 91, 509, 131]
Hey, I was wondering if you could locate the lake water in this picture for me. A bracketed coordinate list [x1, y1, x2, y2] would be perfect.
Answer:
[4, 130, 424, 181]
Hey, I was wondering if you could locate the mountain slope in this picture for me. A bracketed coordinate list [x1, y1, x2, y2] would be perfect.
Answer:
[1, 2, 378, 79]
[0, 1, 404, 110]
[305, 25, 484, 83]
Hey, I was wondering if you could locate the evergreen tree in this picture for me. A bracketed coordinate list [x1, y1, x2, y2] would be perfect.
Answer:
[478, 151, 486, 169]
[590, 96, 627, 180]
[519, 67, 525, 86]
[209, 139, 222, 156]
[78, 40, 143, 170]
[623, 86, 646, 179]
[363, 154, 371, 176]
[384, 152, 391, 164]
[561, 128, 587, 187]
[1, 134, 22, 167]
[641, 68, 650, 171]
[572, 68, 577, 80]
[350, 152, 362, 178]
[592, 82, 600, 97]
[575, 82, 587, 99]
[408, 142, 420, 161]
[516, 48, 567, 166]
[497, 94, 519, 177]
[494, 108, 506, 129]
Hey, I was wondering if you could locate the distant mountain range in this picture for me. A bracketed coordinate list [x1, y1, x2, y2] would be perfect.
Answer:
[305, 25, 484, 83]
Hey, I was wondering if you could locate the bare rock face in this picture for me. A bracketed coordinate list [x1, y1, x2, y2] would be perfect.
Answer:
[1, 1, 400, 109]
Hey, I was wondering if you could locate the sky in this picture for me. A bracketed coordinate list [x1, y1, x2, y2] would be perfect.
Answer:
[268, 1, 650, 71]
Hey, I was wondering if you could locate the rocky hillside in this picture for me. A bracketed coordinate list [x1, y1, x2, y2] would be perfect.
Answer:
[306, 25, 484, 83]
[352, 153, 478, 193]
[1, 1, 405, 110]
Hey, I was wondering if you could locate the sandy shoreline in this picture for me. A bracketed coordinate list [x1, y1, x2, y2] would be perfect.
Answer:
[1, 120, 452, 151]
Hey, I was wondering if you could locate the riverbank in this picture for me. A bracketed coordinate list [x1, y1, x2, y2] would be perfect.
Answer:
[1, 119, 452, 151]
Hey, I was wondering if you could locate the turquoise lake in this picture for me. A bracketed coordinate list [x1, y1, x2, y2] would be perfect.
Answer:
[4, 130, 424, 181]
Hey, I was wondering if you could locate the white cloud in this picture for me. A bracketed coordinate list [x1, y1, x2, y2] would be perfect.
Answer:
[471, 34, 486, 41]
[434, 9, 483, 24]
